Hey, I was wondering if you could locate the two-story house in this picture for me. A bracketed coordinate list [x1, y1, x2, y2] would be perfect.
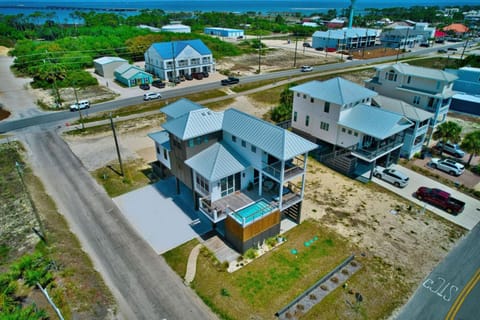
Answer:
[372, 96, 433, 159]
[149, 99, 317, 253]
[290, 78, 412, 177]
[364, 63, 457, 142]
[144, 39, 215, 81]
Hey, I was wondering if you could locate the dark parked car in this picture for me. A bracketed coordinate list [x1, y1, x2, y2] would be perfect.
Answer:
[437, 49, 447, 53]
[169, 77, 181, 84]
[419, 43, 430, 47]
[447, 47, 458, 51]
[151, 80, 165, 88]
[221, 77, 240, 85]
[139, 83, 150, 90]
[303, 42, 311, 47]
[415, 187, 465, 215]
[315, 47, 324, 51]
[202, 71, 209, 78]
[185, 74, 193, 80]
[192, 72, 204, 80]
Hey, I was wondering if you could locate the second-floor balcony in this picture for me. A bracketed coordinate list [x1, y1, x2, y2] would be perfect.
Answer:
[262, 156, 305, 181]
[351, 135, 404, 162]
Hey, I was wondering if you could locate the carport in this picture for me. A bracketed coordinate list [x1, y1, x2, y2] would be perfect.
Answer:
[113, 177, 212, 254]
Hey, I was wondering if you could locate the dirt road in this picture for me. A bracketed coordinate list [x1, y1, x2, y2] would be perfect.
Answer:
[19, 129, 216, 320]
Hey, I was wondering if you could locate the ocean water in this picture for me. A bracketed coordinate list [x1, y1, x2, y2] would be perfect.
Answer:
[0, 1, 478, 23]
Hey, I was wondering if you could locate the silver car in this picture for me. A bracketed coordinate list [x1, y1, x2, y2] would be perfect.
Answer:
[373, 167, 409, 188]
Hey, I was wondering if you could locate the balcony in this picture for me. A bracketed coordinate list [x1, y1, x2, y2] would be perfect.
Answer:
[351, 136, 404, 162]
[262, 156, 305, 181]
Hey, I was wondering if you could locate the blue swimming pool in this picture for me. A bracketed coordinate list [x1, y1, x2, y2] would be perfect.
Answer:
[232, 199, 274, 225]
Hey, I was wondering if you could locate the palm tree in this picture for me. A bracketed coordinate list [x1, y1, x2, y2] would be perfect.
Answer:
[432, 121, 462, 156]
[461, 131, 480, 166]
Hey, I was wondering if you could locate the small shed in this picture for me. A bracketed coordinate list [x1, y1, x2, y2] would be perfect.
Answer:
[93, 56, 128, 78]
[161, 24, 191, 33]
[114, 64, 153, 88]
[204, 27, 244, 38]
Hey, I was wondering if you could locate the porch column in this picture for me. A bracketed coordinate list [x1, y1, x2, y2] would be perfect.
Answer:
[259, 172, 263, 197]
[279, 160, 285, 210]
[369, 159, 376, 180]
[300, 152, 308, 198]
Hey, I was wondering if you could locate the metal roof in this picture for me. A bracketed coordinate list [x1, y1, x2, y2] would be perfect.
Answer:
[149, 39, 211, 59]
[290, 78, 377, 105]
[160, 98, 204, 119]
[148, 130, 171, 150]
[313, 27, 379, 39]
[222, 109, 318, 160]
[162, 108, 224, 140]
[376, 63, 458, 82]
[339, 104, 413, 139]
[372, 96, 433, 122]
[94, 56, 127, 65]
[204, 27, 244, 32]
[185, 142, 249, 181]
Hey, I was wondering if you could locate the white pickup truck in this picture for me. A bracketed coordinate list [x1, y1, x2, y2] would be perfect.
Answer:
[429, 158, 465, 176]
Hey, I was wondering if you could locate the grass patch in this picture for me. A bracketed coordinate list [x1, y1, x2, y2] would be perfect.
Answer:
[248, 86, 284, 105]
[183, 90, 228, 102]
[93, 159, 153, 197]
[163, 238, 200, 278]
[231, 77, 290, 93]
[203, 98, 236, 110]
[166, 220, 355, 319]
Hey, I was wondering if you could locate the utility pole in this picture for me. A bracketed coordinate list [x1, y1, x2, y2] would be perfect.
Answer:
[15, 161, 47, 243]
[109, 113, 124, 177]
[171, 41, 177, 85]
[293, 35, 298, 67]
[258, 32, 262, 73]
[72, 84, 85, 130]
[460, 37, 470, 60]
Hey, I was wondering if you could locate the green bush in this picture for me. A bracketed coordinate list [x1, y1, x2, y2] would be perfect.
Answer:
[244, 248, 257, 260]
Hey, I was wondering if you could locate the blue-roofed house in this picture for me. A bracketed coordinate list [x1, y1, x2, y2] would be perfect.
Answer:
[290, 78, 413, 177]
[149, 100, 317, 253]
[113, 64, 153, 87]
[144, 39, 215, 81]
[312, 27, 379, 51]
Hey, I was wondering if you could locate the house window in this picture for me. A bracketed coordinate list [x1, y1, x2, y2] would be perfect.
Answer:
[241, 140, 246, 148]
[428, 97, 435, 108]
[342, 128, 346, 133]
[156, 145, 160, 153]
[303, 94, 307, 99]
[297, 93, 300, 97]
[324, 102, 330, 113]
[320, 122, 329, 131]
[232, 135, 237, 142]
[251, 145, 256, 153]
[305, 115, 310, 127]
[196, 174, 209, 193]
[386, 70, 397, 81]
[348, 129, 352, 135]
[188, 139, 195, 148]
[354, 132, 358, 137]
[293, 111, 297, 122]
[220, 175, 235, 197]
[413, 96, 420, 105]
[407, 76, 411, 84]
[310, 98, 314, 103]
[436, 81, 441, 89]
[163, 149, 168, 160]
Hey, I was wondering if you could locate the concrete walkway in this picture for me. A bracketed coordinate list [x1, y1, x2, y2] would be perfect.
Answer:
[184, 243, 202, 285]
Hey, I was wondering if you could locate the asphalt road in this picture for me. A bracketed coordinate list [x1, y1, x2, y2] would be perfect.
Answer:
[19, 129, 216, 320]
[396, 221, 480, 320]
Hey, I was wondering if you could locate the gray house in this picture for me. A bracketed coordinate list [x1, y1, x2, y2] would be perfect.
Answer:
[149, 99, 317, 253]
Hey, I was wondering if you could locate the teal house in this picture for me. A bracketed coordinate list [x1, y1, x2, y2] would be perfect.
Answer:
[114, 64, 153, 88]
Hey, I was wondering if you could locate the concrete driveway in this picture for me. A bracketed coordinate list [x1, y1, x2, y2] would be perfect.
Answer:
[373, 164, 480, 230]
[113, 177, 212, 254]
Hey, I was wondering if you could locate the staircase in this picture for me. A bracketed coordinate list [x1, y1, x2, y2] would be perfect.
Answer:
[319, 147, 357, 176]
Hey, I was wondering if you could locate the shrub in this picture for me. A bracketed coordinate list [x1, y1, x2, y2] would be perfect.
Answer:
[296, 304, 305, 310]
[330, 276, 339, 284]
[244, 248, 257, 260]
[320, 284, 328, 291]
[220, 288, 230, 297]
[309, 293, 317, 300]
[350, 261, 358, 267]
[266, 237, 278, 248]
[341, 269, 349, 275]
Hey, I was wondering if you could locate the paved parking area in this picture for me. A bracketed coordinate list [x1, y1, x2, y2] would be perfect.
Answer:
[113, 177, 212, 254]
[373, 164, 480, 230]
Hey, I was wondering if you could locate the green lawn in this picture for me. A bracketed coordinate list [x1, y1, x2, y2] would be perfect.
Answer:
[163, 219, 412, 319]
